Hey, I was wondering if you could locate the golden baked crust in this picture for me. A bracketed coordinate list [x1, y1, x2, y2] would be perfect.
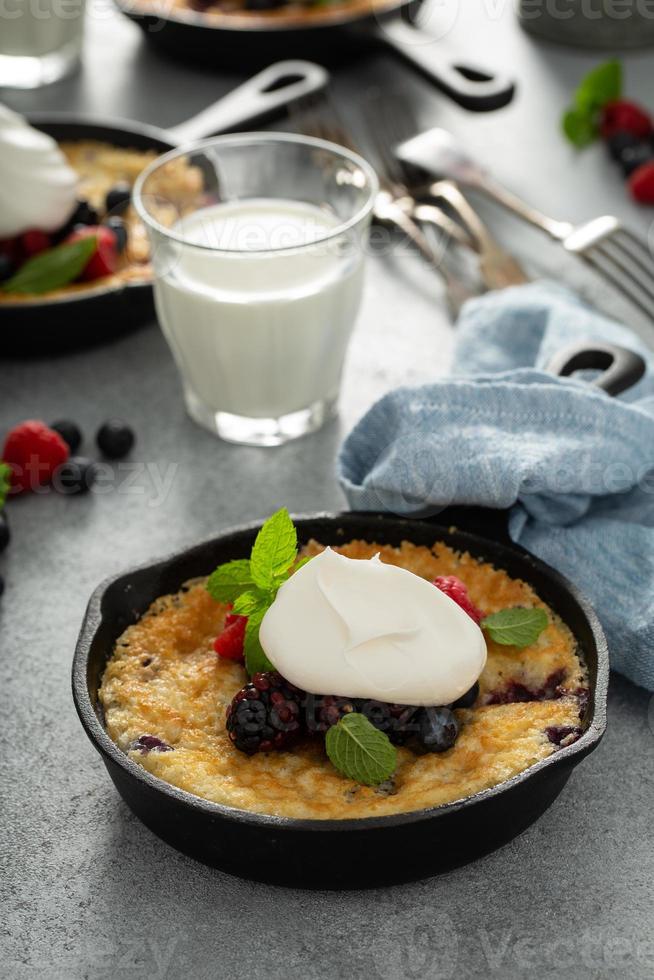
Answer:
[99, 539, 588, 819]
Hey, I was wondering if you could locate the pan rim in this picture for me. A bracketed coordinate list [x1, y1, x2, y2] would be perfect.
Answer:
[72, 510, 609, 834]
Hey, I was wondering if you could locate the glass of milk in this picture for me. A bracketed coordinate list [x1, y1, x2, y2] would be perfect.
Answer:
[134, 132, 378, 446]
[0, 0, 85, 88]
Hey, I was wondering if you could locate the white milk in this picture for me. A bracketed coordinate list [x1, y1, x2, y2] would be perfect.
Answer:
[153, 198, 365, 421]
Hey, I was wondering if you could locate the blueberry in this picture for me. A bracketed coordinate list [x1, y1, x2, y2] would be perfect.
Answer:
[418, 706, 459, 753]
[244, 0, 285, 9]
[452, 681, 479, 710]
[606, 129, 641, 162]
[0, 511, 10, 554]
[96, 419, 135, 459]
[619, 141, 654, 177]
[104, 216, 128, 254]
[55, 456, 97, 495]
[105, 182, 132, 215]
[0, 253, 13, 282]
[50, 419, 82, 454]
[131, 734, 172, 754]
[69, 199, 99, 228]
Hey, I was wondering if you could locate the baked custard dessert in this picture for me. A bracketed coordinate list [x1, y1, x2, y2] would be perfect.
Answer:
[99, 510, 589, 820]
[132, 0, 397, 26]
[0, 105, 201, 302]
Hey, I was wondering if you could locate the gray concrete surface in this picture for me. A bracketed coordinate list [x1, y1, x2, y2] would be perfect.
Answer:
[2, 3, 654, 978]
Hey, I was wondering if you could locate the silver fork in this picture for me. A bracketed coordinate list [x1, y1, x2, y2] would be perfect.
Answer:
[365, 91, 527, 291]
[398, 127, 654, 320]
[291, 102, 475, 310]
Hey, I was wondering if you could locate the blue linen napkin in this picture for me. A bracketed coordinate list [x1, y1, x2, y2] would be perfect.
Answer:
[338, 281, 654, 691]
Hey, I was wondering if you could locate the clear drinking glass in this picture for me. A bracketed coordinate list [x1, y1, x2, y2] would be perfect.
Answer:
[134, 132, 377, 447]
[0, 0, 85, 88]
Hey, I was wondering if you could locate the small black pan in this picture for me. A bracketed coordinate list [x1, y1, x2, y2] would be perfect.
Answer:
[72, 511, 607, 888]
[72, 343, 645, 887]
[0, 61, 328, 358]
[115, 0, 515, 111]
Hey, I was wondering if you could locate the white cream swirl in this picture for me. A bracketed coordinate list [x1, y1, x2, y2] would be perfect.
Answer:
[0, 104, 78, 238]
[260, 548, 487, 706]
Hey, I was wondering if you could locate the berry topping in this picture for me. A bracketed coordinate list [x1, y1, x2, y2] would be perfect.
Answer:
[105, 182, 132, 215]
[226, 671, 305, 754]
[417, 706, 459, 753]
[628, 160, 654, 204]
[0, 511, 9, 554]
[131, 734, 173, 754]
[50, 419, 82, 454]
[21, 230, 51, 257]
[600, 99, 652, 140]
[433, 575, 483, 624]
[452, 681, 479, 709]
[619, 141, 654, 177]
[104, 216, 128, 253]
[54, 456, 97, 495]
[0, 252, 13, 282]
[66, 199, 99, 230]
[2, 420, 69, 493]
[213, 612, 247, 663]
[96, 419, 135, 459]
[65, 225, 118, 281]
[606, 129, 642, 161]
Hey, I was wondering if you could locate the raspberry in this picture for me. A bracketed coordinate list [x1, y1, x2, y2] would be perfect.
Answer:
[66, 225, 119, 281]
[600, 100, 652, 141]
[213, 612, 247, 663]
[2, 420, 69, 493]
[433, 575, 483, 624]
[226, 671, 305, 754]
[628, 160, 654, 204]
[21, 230, 51, 257]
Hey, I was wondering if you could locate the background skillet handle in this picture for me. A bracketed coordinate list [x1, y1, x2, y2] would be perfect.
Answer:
[374, 17, 515, 111]
[166, 61, 329, 144]
[546, 341, 646, 397]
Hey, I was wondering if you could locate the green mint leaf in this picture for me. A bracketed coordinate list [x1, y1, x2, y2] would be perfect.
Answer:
[575, 59, 622, 113]
[325, 713, 397, 786]
[482, 607, 549, 648]
[232, 589, 268, 618]
[1, 237, 96, 295]
[249, 507, 298, 590]
[244, 608, 275, 676]
[0, 462, 10, 509]
[562, 107, 598, 148]
[293, 555, 313, 572]
[206, 559, 254, 603]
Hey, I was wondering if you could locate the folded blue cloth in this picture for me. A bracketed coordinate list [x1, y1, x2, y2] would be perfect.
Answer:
[338, 282, 654, 691]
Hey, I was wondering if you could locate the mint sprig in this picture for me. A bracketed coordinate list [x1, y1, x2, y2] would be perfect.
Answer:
[1, 237, 97, 295]
[482, 607, 549, 648]
[206, 508, 302, 676]
[326, 713, 397, 786]
[561, 59, 622, 148]
[0, 462, 10, 509]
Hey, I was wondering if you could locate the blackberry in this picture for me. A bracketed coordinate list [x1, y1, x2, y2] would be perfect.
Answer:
[417, 706, 459, 753]
[306, 694, 360, 734]
[227, 671, 305, 755]
[360, 700, 421, 745]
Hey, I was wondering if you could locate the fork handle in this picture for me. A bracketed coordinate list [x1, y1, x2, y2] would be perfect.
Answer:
[464, 173, 574, 242]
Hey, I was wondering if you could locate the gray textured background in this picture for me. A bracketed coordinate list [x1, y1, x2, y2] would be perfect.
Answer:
[2, 3, 654, 978]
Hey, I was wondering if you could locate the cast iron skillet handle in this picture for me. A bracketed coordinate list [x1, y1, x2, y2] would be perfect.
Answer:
[546, 341, 646, 397]
[165, 61, 329, 144]
[373, 17, 515, 111]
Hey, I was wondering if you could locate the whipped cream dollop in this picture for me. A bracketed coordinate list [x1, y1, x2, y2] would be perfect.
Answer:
[260, 548, 487, 706]
[0, 104, 78, 238]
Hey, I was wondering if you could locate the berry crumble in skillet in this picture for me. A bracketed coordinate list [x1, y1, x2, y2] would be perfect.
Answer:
[99, 511, 589, 820]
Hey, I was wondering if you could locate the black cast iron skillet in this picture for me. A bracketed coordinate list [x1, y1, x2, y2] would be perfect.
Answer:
[73, 512, 607, 888]
[115, 0, 515, 111]
[72, 343, 642, 887]
[0, 61, 328, 358]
